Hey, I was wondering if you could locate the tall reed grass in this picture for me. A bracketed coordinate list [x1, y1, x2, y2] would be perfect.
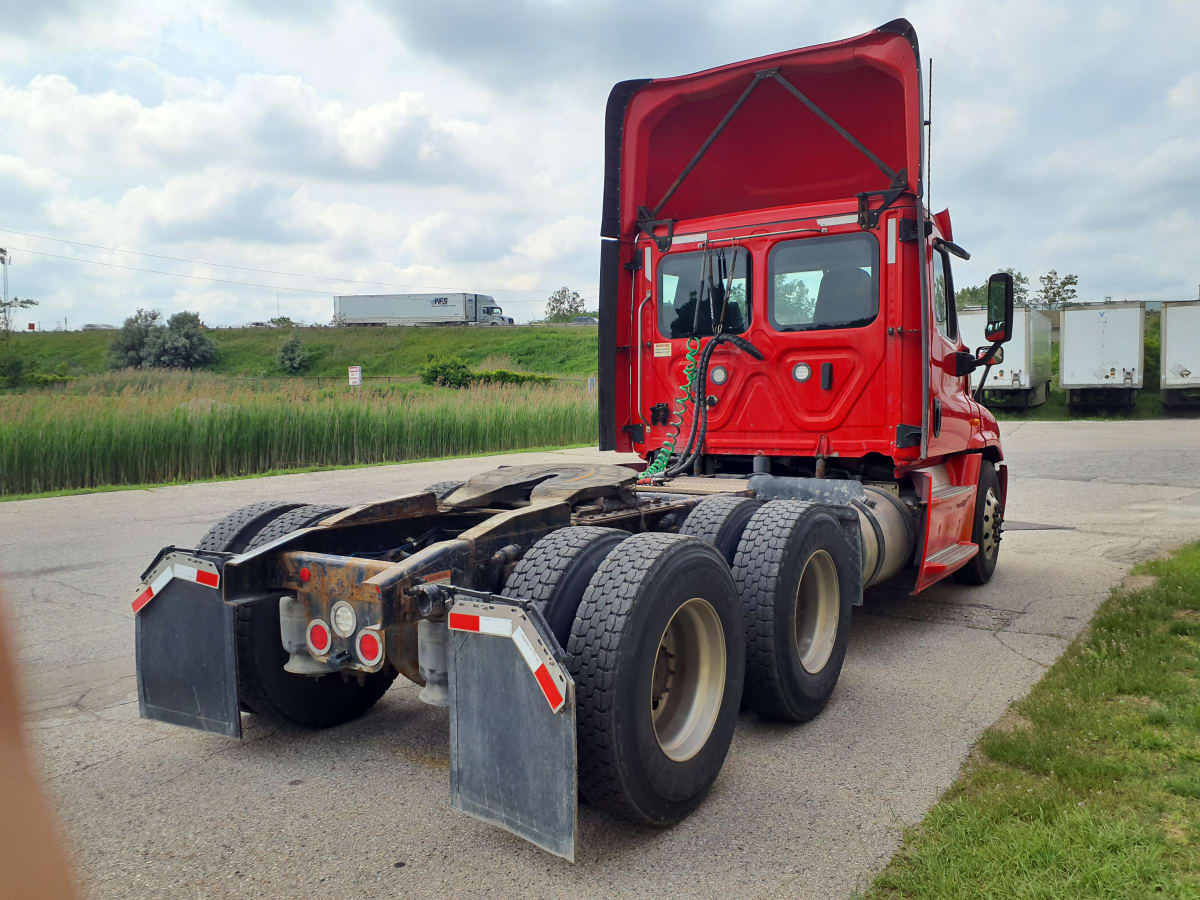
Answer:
[0, 372, 597, 495]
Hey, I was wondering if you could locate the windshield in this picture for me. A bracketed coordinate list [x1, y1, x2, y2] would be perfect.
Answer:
[769, 233, 878, 330]
[657, 247, 750, 339]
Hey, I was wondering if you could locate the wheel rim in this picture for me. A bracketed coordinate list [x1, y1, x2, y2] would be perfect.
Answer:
[650, 597, 726, 763]
[981, 487, 1002, 560]
[795, 550, 840, 675]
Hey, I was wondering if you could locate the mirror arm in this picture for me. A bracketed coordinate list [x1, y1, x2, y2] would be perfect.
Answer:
[973, 341, 1004, 402]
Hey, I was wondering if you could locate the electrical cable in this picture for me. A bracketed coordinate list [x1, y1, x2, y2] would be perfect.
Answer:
[638, 336, 700, 482]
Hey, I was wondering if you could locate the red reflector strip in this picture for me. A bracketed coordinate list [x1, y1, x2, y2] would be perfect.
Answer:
[448, 612, 479, 632]
[533, 663, 565, 713]
[131, 586, 154, 614]
[131, 559, 220, 614]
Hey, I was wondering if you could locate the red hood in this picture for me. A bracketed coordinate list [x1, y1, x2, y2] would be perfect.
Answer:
[601, 19, 924, 240]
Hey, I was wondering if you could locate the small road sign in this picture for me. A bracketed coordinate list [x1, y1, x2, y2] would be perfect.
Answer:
[348, 365, 362, 386]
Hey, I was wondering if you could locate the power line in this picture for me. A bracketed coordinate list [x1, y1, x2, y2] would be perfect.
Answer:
[0, 226, 598, 296]
[4, 243, 573, 303]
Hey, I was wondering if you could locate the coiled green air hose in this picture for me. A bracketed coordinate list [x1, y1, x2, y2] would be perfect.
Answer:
[639, 336, 700, 481]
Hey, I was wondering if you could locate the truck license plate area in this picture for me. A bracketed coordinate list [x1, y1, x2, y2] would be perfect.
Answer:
[447, 596, 576, 861]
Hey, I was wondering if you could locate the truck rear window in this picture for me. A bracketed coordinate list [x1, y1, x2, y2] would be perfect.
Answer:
[658, 248, 750, 339]
[768, 233, 878, 331]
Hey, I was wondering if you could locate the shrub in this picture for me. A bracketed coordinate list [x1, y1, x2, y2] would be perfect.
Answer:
[421, 357, 555, 388]
[276, 335, 310, 373]
[0, 355, 25, 388]
[421, 357, 473, 388]
[107, 309, 162, 369]
[142, 311, 218, 369]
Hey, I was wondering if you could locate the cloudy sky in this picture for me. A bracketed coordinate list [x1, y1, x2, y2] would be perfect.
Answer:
[2, 0, 1198, 328]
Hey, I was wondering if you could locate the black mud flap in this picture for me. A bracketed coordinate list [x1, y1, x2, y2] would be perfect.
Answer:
[134, 550, 241, 739]
[447, 594, 577, 861]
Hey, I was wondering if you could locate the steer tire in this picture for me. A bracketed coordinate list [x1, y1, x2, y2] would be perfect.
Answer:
[424, 480, 465, 501]
[569, 533, 744, 825]
[501, 526, 630, 647]
[733, 500, 856, 723]
[953, 463, 1003, 585]
[235, 503, 397, 728]
[679, 496, 762, 565]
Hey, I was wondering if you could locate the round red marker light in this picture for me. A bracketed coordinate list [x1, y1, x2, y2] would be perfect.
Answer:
[356, 629, 383, 666]
[299, 566, 311, 582]
[306, 619, 330, 655]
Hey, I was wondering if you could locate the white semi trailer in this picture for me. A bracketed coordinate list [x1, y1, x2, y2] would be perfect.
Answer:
[1160, 299, 1200, 407]
[959, 306, 1052, 408]
[1059, 301, 1145, 411]
[334, 293, 514, 326]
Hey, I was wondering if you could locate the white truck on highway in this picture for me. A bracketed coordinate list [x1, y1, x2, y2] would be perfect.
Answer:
[334, 293, 514, 327]
[959, 305, 1052, 408]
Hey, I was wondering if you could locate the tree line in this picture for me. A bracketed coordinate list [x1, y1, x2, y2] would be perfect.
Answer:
[954, 268, 1079, 310]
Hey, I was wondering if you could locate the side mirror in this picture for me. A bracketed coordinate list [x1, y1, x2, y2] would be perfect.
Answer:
[984, 272, 1015, 343]
[976, 345, 1004, 365]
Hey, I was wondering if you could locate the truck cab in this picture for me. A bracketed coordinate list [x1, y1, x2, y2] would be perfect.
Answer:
[598, 18, 1007, 590]
[470, 295, 514, 325]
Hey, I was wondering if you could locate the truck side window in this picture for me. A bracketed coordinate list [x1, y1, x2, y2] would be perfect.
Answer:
[768, 232, 878, 331]
[658, 248, 750, 339]
[932, 250, 957, 341]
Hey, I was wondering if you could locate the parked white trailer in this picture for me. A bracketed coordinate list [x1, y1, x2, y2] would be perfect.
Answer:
[1059, 301, 1144, 410]
[959, 306, 1052, 407]
[1160, 299, 1200, 407]
[333, 293, 514, 327]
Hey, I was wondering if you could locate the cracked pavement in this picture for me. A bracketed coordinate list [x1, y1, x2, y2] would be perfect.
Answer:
[2, 422, 1198, 899]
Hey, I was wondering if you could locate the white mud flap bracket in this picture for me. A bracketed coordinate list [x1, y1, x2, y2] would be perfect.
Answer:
[447, 593, 577, 861]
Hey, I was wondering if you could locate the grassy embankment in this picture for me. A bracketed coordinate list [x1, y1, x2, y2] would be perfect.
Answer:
[0, 324, 598, 378]
[0, 371, 597, 497]
[868, 543, 1200, 898]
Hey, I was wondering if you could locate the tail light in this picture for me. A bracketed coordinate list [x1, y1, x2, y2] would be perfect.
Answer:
[306, 619, 331, 656]
[356, 628, 384, 667]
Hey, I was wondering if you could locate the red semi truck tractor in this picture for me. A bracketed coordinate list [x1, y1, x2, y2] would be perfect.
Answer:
[132, 19, 1013, 861]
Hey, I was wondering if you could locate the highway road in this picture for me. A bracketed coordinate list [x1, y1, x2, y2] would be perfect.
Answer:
[3, 420, 1199, 898]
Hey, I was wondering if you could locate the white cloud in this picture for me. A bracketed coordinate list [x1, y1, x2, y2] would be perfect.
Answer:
[1, 1, 1199, 330]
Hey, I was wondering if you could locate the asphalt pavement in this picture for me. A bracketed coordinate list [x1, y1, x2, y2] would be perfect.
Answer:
[3, 420, 1199, 899]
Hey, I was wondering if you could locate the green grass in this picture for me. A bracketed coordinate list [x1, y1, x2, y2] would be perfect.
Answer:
[0, 324, 598, 378]
[867, 544, 1200, 899]
[0, 442, 592, 502]
[0, 371, 597, 496]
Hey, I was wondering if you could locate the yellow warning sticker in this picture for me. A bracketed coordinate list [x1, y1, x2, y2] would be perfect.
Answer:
[653, 342, 672, 358]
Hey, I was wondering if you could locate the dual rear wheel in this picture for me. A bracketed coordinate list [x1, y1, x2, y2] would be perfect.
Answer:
[501, 496, 855, 825]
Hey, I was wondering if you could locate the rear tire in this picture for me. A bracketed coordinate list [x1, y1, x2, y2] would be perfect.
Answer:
[195, 500, 307, 555]
[424, 480, 464, 501]
[953, 462, 1003, 585]
[679, 495, 761, 565]
[569, 533, 744, 825]
[502, 526, 629, 647]
[236, 503, 397, 728]
[733, 501, 856, 722]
